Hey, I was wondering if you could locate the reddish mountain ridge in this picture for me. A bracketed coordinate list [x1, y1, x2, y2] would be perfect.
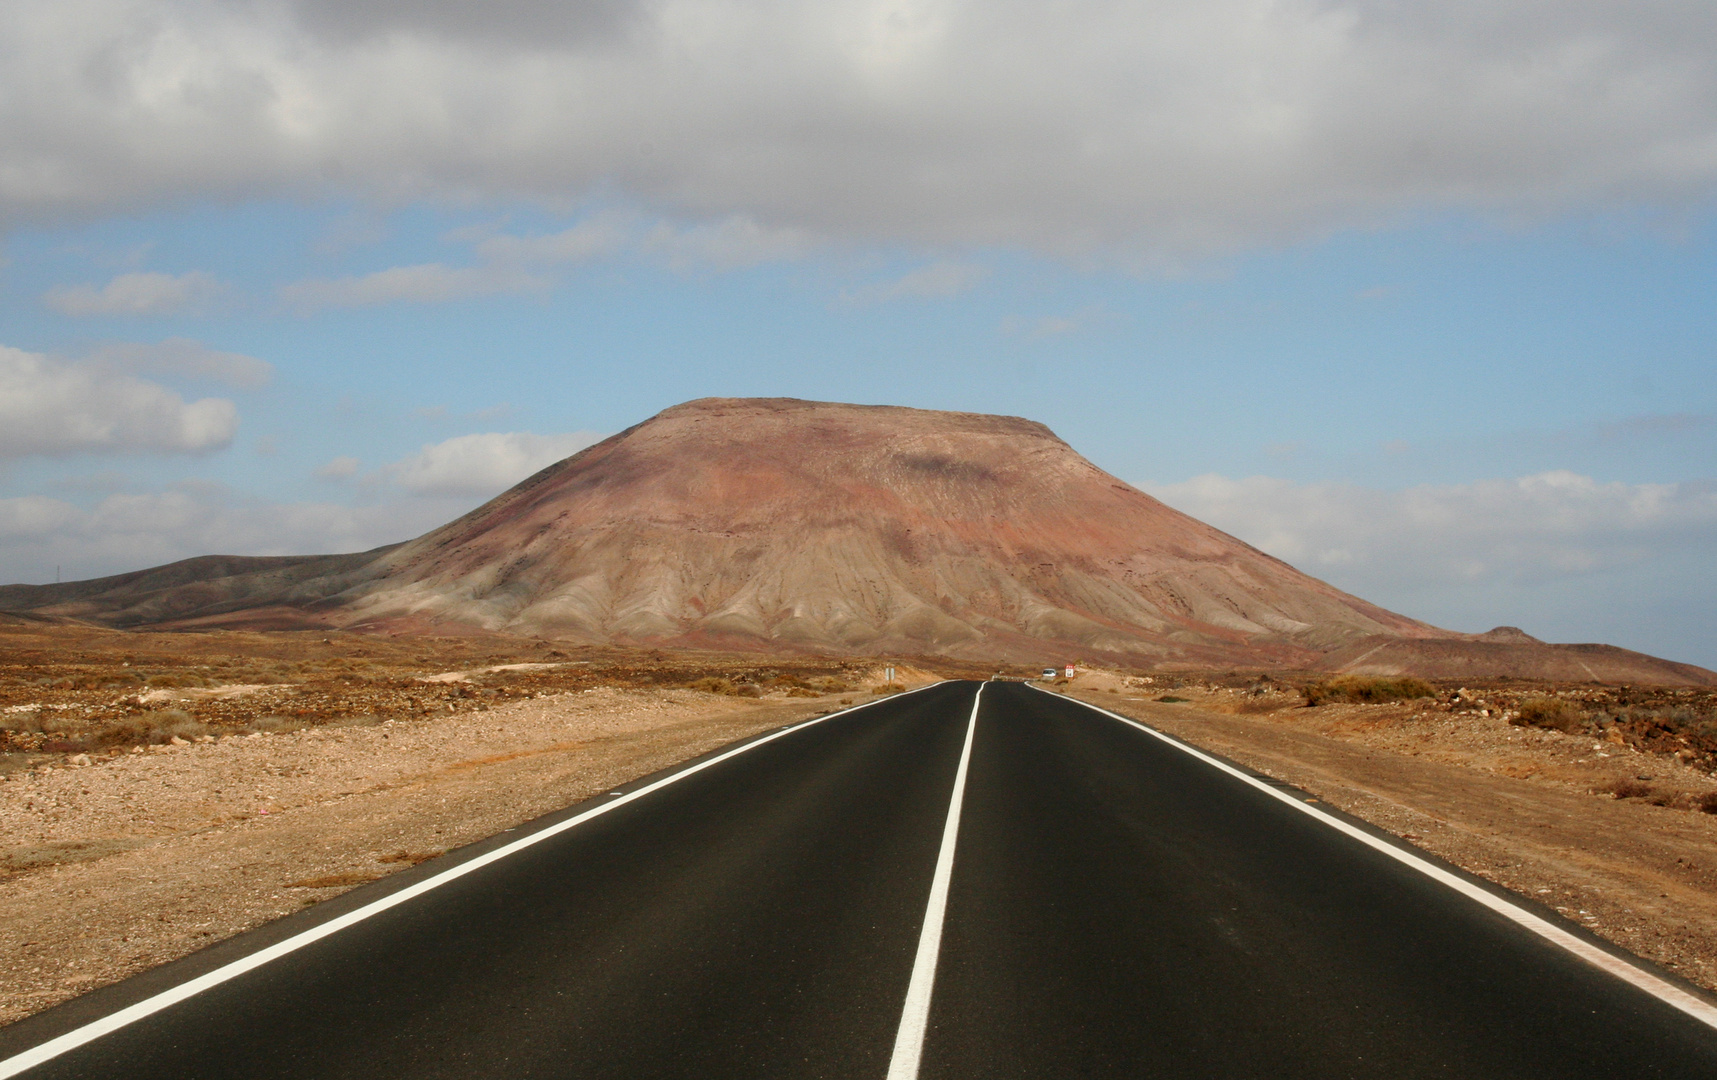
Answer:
[4, 398, 1711, 682]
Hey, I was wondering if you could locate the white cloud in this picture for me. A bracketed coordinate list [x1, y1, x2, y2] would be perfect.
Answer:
[0, 432, 601, 587]
[381, 430, 605, 496]
[1153, 470, 1717, 585]
[0, 345, 238, 458]
[85, 337, 273, 389]
[642, 216, 815, 271]
[43, 272, 223, 316]
[5, 2, 1717, 255]
[314, 455, 361, 480]
[475, 212, 633, 265]
[1148, 469, 1717, 663]
[0, 495, 81, 539]
[841, 261, 987, 305]
[278, 263, 548, 311]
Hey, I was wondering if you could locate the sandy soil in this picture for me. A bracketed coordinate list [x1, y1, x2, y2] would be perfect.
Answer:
[1068, 677, 1717, 993]
[0, 682, 902, 1025]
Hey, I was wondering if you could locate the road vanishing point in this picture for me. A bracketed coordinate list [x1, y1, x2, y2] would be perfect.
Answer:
[3, 681, 1716, 1078]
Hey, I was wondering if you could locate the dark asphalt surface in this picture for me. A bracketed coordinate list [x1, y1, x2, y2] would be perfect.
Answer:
[5, 680, 1717, 1078]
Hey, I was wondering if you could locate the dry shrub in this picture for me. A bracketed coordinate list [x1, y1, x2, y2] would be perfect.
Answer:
[1231, 699, 1283, 715]
[222, 670, 287, 685]
[41, 709, 215, 751]
[145, 673, 208, 689]
[1513, 697, 1586, 734]
[682, 677, 764, 697]
[1301, 676, 1435, 706]
[771, 674, 849, 696]
[0, 710, 47, 735]
[323, 713, 384, 729]
[1697, 793, 1717, 815]
[288, 871, 381, 889]
[250, 714, 312, 734]
[377, 850, 442, 866]
[1604, 778, 1654, 800]
[686, 677, 737, 695]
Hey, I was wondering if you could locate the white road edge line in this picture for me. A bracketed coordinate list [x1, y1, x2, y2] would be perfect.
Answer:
[0, 682, 951, 1080]
[1039, 686, 1717, 1031]
[887, 682, 983, 1080]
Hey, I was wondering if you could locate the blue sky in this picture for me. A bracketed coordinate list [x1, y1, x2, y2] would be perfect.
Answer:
[2, 0, 1714, 667]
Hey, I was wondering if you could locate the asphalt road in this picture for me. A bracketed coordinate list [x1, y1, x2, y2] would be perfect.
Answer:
[4, 680, 1717, 1078]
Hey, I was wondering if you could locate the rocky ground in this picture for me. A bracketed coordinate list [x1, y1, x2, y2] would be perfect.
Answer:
[1067, 672, 1717, 994]
[0, 623, 940, 766]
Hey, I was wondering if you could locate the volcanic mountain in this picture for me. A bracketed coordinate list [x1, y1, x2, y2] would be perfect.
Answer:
[3, 398, 1711, 682]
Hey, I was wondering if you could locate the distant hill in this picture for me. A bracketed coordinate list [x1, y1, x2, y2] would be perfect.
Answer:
[4, 397, 1710, 685]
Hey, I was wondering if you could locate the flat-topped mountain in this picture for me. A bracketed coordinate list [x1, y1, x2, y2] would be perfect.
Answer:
[3, 398, 1711, 683]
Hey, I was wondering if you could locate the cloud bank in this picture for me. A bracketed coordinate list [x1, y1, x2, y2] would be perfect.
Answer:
[1150, 469, 1717, 665]
[841, 260, 987, 305]
[0, 346, 239, 458]
[85, 338, 273, 389]
[279, 263, 549, 311]
[1153, 471, 1717, 587]
[0, 427, 608, 586]
[5, 1, 1717, 254]
[43, 272, 223, 316]
[0, 488, 456, 586]
[381, 431, 607, 496]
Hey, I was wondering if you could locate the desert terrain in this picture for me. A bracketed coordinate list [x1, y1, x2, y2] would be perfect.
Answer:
[3, 619, 1717, 1025]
